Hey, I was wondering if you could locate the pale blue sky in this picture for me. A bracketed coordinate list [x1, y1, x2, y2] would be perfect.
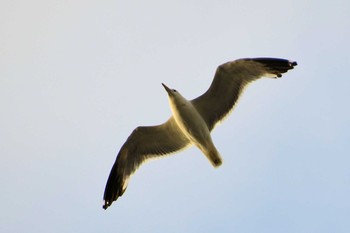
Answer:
[1, 0, 349, 232]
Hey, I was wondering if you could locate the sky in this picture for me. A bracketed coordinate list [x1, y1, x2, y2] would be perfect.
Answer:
[1, 0, 349, 232]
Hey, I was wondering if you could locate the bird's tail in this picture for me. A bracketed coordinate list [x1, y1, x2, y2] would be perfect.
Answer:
[205, 147, 223, 167]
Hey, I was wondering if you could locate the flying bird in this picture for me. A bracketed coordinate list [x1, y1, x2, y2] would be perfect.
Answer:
[103, 57, 297, 209]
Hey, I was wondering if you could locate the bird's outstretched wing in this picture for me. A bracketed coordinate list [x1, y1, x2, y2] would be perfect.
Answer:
[103, 117, 190, 209]
[191, 58, 297, 131]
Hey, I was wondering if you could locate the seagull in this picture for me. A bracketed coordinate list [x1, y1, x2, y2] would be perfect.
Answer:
[103, 57, 297, 209]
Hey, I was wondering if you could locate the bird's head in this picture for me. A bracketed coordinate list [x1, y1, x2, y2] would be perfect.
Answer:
[162, 83, 188, 113]
[162, 83, 181, 99]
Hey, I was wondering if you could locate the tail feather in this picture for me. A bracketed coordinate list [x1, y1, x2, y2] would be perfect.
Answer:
[206, 148, 222, 167]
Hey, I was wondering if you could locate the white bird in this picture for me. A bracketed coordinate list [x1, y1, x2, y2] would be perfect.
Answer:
[103, 57, 297, 209]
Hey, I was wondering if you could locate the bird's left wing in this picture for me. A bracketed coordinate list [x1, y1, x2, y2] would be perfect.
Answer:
[103, 117, 190, 209]
[191, 58, 297, 131]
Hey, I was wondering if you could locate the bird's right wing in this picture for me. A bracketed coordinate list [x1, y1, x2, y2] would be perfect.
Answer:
[103, 117, 190, 209]
[191, 58, 297, 131]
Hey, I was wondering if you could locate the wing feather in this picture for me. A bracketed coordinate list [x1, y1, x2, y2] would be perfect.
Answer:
[103, 117, 189, 209]
[191, 58, 297, 130]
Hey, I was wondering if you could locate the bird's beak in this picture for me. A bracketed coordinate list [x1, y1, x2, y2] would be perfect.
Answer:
[162, 83, 171, 94]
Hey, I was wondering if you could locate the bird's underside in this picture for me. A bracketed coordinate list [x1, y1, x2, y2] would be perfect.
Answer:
[103, 57, 297, 209]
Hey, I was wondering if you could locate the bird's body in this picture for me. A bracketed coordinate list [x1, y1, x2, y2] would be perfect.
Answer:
[163, 83, 222, 167]
[103, 57, 297, 209]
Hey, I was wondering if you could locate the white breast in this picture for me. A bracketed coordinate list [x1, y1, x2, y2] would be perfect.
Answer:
[168, 95, 211, 148]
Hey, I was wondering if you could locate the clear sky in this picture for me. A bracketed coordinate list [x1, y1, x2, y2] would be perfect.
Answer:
[1, 0, 349, 232]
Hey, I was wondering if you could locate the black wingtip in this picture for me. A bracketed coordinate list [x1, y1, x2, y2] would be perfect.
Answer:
[248, 57, 297, 78]
[103, 156, 128, 210]
[103, 201, 110, 210]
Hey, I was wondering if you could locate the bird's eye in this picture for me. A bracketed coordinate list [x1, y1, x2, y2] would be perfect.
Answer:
[173, 89, 177, 92]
